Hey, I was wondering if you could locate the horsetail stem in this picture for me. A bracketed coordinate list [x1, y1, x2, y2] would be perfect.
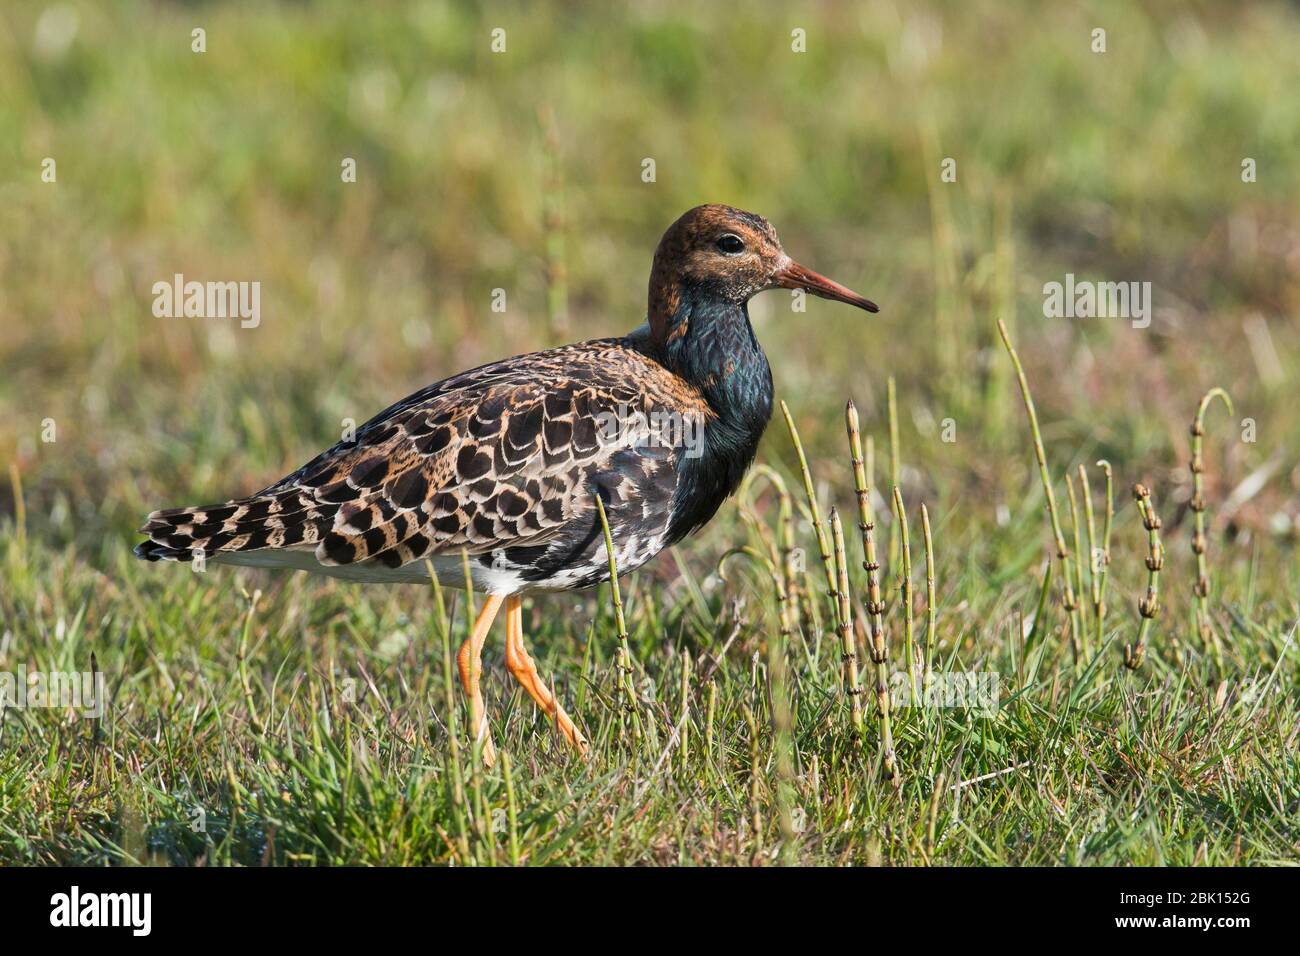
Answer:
[996, 319, 1081, 651]
[845, 399, 882, 705]
[595, 493, 641, 741]
[859, 494, 901, 789]
[1190, 387, 1233, 668]
[892, 486, 918, 706]
[1125, 483, 1164, 669]
[846, 400, 875, 531]
[837, 411, 899, 790]
[829, 508, 864, 732]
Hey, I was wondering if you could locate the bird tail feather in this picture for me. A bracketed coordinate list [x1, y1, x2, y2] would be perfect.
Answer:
[133, 489, 329, 562]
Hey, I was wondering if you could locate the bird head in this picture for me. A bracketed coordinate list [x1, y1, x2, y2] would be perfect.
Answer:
[648, 204, 878, 327]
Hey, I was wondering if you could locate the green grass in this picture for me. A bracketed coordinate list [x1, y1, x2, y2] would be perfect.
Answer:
[2, 467, 1297, 865]
[1, 0, 1298, 865]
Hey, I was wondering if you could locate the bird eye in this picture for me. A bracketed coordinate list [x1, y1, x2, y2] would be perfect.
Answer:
[715, 234, 745, 255]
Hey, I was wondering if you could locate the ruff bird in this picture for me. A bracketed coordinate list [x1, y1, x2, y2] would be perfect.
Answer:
[136, 204, 878, 761]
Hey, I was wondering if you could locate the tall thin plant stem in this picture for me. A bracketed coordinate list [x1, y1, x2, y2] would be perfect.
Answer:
[1093, 460, 1114, 649]
[829, 508, 863, 732]
[892, 486, 917, 706]
[997, 319, 1081, 657]
[595, 494, 641, 742]
[1065, 472, 1089, 659]
[846, 400, 901, 787]
[862, 510, 901, 790]
[1078, 464, 1099, 642]
[886, 376, 901, 573]
[921, 503, 937, 692]
[781, 401, 837, 616]
[428, 563, 470, 862]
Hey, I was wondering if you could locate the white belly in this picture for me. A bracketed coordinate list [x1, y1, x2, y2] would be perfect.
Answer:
[209, 548, 526, 593]
[206, 542, 662, 594]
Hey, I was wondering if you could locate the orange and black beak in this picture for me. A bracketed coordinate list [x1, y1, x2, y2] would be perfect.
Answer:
[774, 260, 878, 313]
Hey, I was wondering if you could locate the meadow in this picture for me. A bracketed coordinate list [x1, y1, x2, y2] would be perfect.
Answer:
[1, 0, 1297, 865]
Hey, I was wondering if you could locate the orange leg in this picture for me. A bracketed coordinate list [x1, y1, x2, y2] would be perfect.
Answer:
[504, 595, 589, 757]
[457, 593, 505, 766]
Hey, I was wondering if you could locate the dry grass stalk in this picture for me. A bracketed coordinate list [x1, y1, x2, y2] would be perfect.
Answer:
[1065, 472, 1088, 660]
[996, 319, 1082, 654]
[1092, 460, 1115, 649]
[887, 376, 901, 572]
[781, 400, 837, 610]
[595, 493, 642, 741]
[892, 486, 918, 705]
[921, 503, 937, 691]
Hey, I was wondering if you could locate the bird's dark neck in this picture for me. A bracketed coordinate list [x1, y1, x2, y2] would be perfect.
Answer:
[645, 283, 774, 543]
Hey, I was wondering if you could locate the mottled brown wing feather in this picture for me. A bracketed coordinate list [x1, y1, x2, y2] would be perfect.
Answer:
[135, 339, 712, 572]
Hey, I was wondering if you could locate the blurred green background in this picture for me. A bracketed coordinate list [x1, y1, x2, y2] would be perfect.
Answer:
[2, 0, 1298, 564]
